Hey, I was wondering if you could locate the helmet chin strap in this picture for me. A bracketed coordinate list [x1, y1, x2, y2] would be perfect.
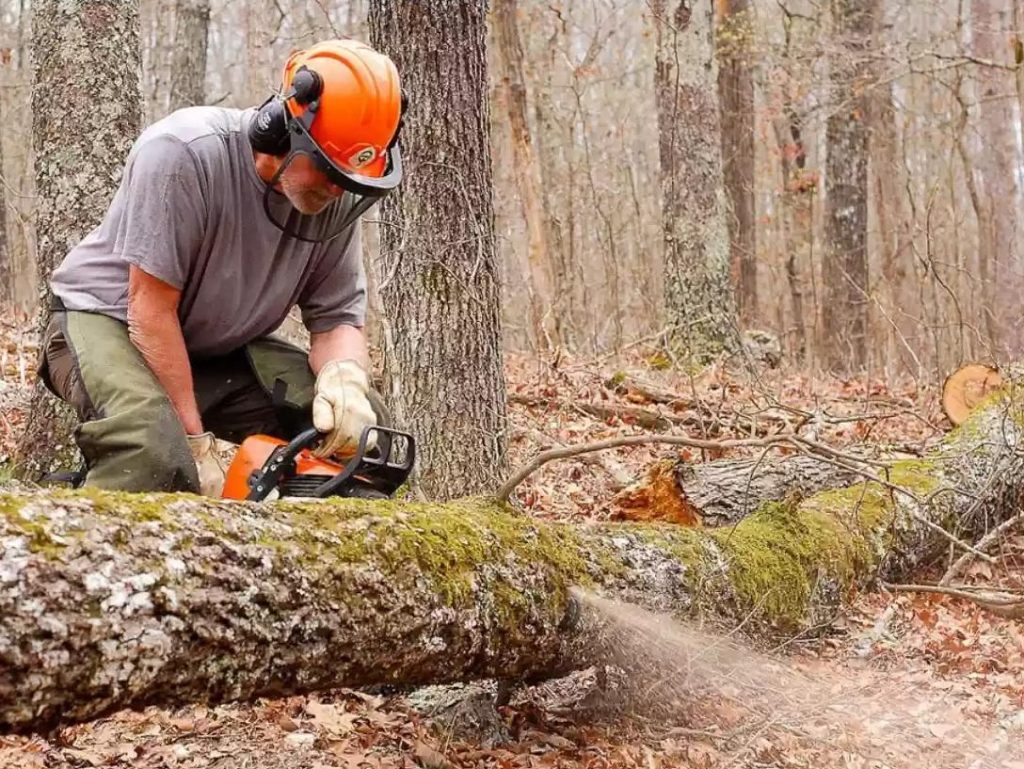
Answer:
[260, 151, 379, 244]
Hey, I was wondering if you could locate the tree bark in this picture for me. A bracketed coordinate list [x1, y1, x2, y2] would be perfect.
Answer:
[368, 2, 509, 500]
[15, 0, 143, 479]
[615, 454, 859, 526]
[493, 0, 560, 351]
[821, 0, 873, 374]
[715, 0, 757, 324]
[2, 382, 1023, 733]
[652, 0, 738, 360]
[167, 0, 210, 112]
[971, 0, 1021, 357]
[771, 9, 817, 364]
[0, 67, 9, 307]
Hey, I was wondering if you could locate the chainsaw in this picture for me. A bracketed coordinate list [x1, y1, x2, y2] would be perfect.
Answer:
[222, 425, 415, 501]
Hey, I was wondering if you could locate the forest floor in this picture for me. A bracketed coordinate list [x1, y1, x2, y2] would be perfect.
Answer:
[0, 310, 1021, 768]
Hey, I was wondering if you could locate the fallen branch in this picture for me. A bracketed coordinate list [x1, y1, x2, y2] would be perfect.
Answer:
[884, 583, 1024, 619]
[940, 512, 1024, 585]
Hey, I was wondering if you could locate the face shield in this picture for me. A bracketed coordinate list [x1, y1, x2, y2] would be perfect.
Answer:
[260, 70, 404, 244]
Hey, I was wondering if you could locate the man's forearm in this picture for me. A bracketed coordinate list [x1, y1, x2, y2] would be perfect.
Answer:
[309, 324, 369, 375]
[127, 313, 203, 434]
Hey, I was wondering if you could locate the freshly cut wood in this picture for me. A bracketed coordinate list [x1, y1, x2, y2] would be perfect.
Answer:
[613, 453, 858, 526]
[1, 385, 1022, 733]
[941, 363, 1002, 425]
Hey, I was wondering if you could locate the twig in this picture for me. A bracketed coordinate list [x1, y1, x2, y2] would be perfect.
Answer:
[940, 512, 1024, 586]
[495, 434, 795, 503]
[521, 428, 632, 489]
[884, 582, 1024, 619]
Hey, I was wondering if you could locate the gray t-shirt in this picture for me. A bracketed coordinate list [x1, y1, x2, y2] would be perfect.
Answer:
[50, 106, 366, 358]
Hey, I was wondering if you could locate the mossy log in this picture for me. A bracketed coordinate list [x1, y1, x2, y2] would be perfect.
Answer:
[0, 390, 1022, 732]
[613, 454, 859, 526]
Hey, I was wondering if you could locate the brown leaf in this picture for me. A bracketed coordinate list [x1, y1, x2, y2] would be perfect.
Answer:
[305, 700, 358, 737]
[414, 740, 455, 769]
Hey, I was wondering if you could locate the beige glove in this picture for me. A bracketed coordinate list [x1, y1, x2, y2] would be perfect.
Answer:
[311, 359, 377, 458]
[187, 432, 228, 497]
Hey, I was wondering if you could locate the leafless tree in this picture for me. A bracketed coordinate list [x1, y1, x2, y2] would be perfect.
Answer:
[17, 0, 143, 477]
[652, 0, 738, 359]
[168, 0, 211, 111]
[821, 0, 874, 373]
[369, 0, 509, 499]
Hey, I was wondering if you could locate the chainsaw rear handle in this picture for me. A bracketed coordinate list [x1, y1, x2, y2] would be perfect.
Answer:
[313, 425, 413, 497]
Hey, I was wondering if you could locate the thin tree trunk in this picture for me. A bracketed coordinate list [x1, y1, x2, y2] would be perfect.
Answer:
[493, 0, 559, 351]
[1015, 1, 1024, 141]
[652, 0, 738, 360]
[971, 0, 1021, 357]
[868, 5, 916, 375]
[369, 1, 509, 499]
[15, 0, 143, 478]
[821, 0, 873, 374]
[715, 0, 757, 324]
[0, 68, 9, 307]
[167, 0, 210, 111]
[771, 8, 815, 362]
[2, 382, 1023, 733]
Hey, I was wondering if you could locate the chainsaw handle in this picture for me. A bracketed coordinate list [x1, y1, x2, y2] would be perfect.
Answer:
[245, 427, 323, 501]
[312, 425, 415, 497]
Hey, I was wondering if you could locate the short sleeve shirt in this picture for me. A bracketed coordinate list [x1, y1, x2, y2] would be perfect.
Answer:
[49, 106, 366, 358]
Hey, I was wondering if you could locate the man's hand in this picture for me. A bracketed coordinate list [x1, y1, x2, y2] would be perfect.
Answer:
[311, 359, 377, 458]
[187, 432, 227, 496]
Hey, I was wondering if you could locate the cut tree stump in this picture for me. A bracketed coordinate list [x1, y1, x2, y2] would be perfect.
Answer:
[1, 385, 1023, 732]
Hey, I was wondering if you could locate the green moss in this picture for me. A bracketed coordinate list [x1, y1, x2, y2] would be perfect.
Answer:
[708, 493, 890, 627]
[633, 524, 705, 570]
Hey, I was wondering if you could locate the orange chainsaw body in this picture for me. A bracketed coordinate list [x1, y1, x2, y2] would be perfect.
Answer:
[221, 426, 415, 501]
[222, 434, 343, 500]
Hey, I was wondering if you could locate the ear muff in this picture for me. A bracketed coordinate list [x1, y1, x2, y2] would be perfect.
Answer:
[248, 66, 324, 156]
[248, 98, 290, 156]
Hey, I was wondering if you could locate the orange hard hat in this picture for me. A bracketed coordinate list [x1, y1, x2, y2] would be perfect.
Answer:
[281, 39, 403, 189]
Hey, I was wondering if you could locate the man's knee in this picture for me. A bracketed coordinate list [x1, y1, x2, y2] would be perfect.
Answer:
[78, 403, 197, 492]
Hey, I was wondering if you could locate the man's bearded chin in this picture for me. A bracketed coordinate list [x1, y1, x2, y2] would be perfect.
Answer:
[285, 189, 333, 215]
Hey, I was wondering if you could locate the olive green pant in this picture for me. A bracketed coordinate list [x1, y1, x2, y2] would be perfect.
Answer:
[37, 311, 379, 493]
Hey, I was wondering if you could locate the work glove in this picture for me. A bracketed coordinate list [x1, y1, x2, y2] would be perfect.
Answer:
[187, 431, 228, 497]
[311, 359, 377, 458]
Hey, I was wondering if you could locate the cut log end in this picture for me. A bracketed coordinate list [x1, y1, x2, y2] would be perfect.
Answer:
[941, 363, 1003, 426]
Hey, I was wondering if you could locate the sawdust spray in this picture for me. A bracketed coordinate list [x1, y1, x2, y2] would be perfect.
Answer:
[577, 590, 1023, 768]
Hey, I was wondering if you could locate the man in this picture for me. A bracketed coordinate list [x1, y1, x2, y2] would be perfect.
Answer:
[37, 39, 404, 497]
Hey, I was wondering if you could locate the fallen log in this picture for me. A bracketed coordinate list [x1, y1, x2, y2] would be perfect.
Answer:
[613, 453, 860, 526]
[1, 388, 1023, 733]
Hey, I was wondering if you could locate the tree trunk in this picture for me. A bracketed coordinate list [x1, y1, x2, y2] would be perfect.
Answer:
[615, 454, 859, 526]
[1015, 1, 1024, 143]
[652, 0, 738, 360]
[369, 2, 509, 500]
[493, 0, 559, 351]
[771, 9, 817, 363]
[0, 68, 9, 308]
[1, 382, 1022, 733]
[15, 0, 143, 478]
[821, 0, 873, 374]
[715, 0, 757, 324]
[971, 0, 1021, 357]
[167, 0, 210, 112]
